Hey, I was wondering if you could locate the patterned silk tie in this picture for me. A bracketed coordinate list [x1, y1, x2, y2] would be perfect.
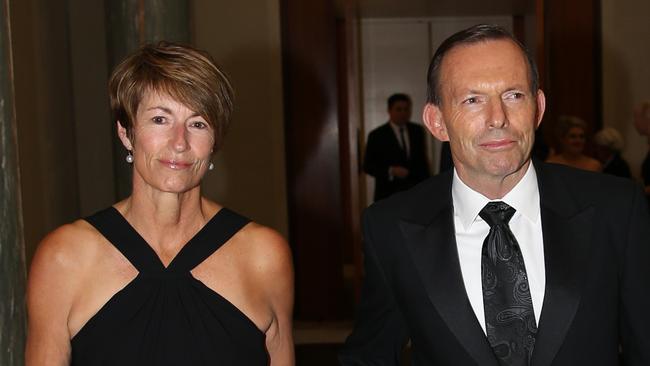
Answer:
[480, 202, 537, 366]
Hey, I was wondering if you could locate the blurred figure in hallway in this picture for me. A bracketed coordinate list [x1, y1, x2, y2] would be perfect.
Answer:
[363, 93, 430, 201]
[546, 115, 602, 172]
[634, 100, 650, 202]
[593, 127, 632, 178]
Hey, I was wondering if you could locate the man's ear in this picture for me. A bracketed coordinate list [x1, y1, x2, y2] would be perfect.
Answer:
[535, 90, 546, 129]
[423, 103, 449, 142]
[116, 121, 133, 150]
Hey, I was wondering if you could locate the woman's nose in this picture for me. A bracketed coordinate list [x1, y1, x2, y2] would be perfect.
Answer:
[171, 124, 189, 152]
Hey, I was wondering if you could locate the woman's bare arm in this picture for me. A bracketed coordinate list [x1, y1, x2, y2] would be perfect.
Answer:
[25, 223, 88, 366]
[249, 226, 295, 365]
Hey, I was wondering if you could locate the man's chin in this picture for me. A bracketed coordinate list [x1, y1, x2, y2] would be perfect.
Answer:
[484, 159, 529, 179]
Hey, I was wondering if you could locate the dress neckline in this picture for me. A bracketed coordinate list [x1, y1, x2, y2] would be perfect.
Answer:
[72, 206, 264, 345]
[106, 206, 228, 272]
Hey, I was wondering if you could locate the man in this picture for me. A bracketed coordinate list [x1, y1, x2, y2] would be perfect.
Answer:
[634, 101, 650, 204]
[364, 93, 430, 201]
[340, 24, 650, 365]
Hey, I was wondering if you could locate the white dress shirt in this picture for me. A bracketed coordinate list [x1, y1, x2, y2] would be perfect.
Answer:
[389, 121, 410, 157]
[452, 162, 545, 334]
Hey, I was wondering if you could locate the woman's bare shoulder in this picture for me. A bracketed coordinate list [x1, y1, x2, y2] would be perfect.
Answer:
[28, 218, 108, 301]
[239, 223, 294, 360]
[229, 222, 293, 301]
[237, 223, 292, 274]
[27, 219, 108, 344]
[32, 219, 104, 271]
[584, 156, 603, 172]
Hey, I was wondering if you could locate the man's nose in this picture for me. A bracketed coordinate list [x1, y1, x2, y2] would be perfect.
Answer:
[487, 99, 507, 129]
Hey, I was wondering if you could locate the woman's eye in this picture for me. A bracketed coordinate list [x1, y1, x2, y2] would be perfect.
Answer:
[191, 121, 208, 129]
[152, 116, 165, 124]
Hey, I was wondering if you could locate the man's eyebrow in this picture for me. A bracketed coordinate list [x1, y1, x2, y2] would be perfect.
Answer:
[504, 85, 530, 92]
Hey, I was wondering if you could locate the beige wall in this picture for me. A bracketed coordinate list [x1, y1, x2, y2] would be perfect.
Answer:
[192, 0, 288, 236]
[68, 0, 115, 216]
[602, 0, 650, 179]
[11, 0, 80, 263]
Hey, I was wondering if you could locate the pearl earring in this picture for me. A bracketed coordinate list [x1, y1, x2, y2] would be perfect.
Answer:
[125, 151, 134, 163]
[208, 162, 214, 171]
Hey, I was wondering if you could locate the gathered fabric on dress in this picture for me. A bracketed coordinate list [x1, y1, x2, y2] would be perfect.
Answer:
[71, 207, 268, 366]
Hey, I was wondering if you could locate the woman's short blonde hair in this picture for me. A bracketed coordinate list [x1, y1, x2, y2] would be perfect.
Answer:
[594, 127, 625, 152]
[108, 41, 234, 149]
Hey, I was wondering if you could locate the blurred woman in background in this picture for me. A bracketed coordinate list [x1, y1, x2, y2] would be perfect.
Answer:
[594, 127, 632, 178]
[546, 115, 602, 172]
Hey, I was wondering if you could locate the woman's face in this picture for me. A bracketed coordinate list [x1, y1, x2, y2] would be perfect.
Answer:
[118, 90, 215, 194]
[562, 126, 586, 155]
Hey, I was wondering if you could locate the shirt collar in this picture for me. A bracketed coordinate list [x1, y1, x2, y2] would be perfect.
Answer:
[389, 121, 406, 131]
[452, 161, 540, 230]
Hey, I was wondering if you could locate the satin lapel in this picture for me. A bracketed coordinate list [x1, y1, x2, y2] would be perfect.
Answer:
[531, 165, 594, 366]
[401, 206, 498, 366]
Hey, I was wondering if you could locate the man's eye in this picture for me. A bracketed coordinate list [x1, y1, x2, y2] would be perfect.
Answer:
[463, 97, 478, 104]
[507, 92, 525, 100]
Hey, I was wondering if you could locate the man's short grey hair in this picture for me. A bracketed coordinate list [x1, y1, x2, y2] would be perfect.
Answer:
[426, 24, 539, 106]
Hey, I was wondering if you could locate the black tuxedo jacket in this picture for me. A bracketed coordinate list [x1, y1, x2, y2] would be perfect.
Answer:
[340, 162, 650, 365]
[363, 122, 430, 201]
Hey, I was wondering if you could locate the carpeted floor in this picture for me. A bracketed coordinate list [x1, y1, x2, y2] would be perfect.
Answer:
[295, 343, 342, 365]
[295, 343, 411, 365]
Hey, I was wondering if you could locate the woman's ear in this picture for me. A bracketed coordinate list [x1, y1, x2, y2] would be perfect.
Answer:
[423, 103, 449, 142]
[116, 121, 133, 150]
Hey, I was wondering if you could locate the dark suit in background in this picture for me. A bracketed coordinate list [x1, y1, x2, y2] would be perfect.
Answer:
[363, 121, 429, 201]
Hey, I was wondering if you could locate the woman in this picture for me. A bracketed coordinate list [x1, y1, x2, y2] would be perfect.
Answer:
[593, 127, 632, 178]
[26, 42, 294, 365]
[546, 115, 602, 172]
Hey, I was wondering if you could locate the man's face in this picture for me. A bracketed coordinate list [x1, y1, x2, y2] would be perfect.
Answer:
[388, 100, 412, 126]
[424, 39, 545, 190]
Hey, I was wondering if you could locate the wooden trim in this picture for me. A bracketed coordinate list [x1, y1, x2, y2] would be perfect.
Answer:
[280, 0, 346, 320]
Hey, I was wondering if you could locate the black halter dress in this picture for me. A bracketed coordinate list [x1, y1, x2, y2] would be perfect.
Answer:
[70, 207, 268, 365]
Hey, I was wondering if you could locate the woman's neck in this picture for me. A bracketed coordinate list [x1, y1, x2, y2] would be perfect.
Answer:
[117, 184, 211, 253]
[560, 150, 583, 161]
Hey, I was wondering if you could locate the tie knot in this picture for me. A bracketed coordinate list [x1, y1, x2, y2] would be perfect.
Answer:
[479, 201, 515, 227]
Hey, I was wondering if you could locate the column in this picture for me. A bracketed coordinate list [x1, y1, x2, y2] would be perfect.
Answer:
[0, 0, 27, 364]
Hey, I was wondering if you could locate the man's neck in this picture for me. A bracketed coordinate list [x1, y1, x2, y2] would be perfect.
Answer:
[455, 161, 532, 200]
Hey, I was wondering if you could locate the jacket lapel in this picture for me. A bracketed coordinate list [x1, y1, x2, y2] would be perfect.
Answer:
[400, 172, 498, 366]
[531, 164, 594, 366]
